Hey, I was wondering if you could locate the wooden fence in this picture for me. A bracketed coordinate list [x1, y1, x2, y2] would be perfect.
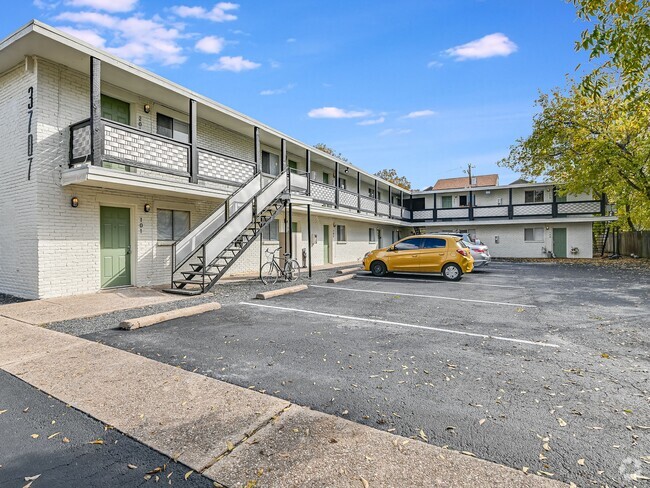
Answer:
[604, 231, 650, 258]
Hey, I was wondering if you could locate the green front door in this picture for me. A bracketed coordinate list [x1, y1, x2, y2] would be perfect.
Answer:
[323, 225, 330, 264]
[100, 206, 131, 288]
[553, 228, 567, 258]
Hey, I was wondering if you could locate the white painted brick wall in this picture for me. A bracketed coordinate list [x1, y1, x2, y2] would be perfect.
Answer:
[0, 60, 39, 298]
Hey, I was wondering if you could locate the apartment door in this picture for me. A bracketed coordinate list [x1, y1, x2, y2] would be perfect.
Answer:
[553, 228, 567, 258]
[323, 225, 330, 264]
[100, 206, 131, 288]
[101, 95, 131, 171]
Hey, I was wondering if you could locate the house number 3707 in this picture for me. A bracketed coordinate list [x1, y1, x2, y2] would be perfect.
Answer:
[27, 86, 34, 180]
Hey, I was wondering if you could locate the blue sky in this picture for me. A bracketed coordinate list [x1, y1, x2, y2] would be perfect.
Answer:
[1, 1, 593, 189]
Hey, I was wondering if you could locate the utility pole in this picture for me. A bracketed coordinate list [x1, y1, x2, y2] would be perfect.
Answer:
[463, 163, 475, 186]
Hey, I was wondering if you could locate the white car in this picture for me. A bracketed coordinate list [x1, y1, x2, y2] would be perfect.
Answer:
[438, 233, 491, 268]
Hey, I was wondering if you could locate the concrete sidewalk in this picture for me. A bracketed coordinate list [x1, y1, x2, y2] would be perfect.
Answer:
[0, 287, 187, 326]
[0, 317, 565, 487]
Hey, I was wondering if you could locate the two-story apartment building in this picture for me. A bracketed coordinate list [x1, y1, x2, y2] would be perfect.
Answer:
[0, 21, 616, 299]
[410, 175, 615, 259]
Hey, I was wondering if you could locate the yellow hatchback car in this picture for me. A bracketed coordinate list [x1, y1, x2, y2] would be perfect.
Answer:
[363, 234, 474, 281]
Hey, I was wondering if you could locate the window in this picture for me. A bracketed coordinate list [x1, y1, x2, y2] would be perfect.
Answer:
[525, 190, 545, 203]
[422, 238, 447, 249]
[394, 238, 423, 251]
[262, 220, 279, 240]
[369, 228, 376, 242]
[156, 113, 189, 143]
[339, 178, 347, 190]
[459, 195, 468, 206]
[262, 151, 280, 175]
[157, 209, 190, 241]
[441, 196, 453, 208]
[524, 227, 544, 242]
[368, 188, 375, 198]
[289, 160, 298, 173]
[322, 173, 330, 185]
[406, 197, 425, 211]
[336, 225, 346, 242]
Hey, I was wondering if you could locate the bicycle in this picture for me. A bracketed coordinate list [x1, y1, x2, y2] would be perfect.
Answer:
[260, 247, 301, 285]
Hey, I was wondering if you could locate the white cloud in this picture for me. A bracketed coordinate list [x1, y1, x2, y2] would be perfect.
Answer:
[260, 84, 295, 96]
[65, 0, 137, 12]
[357, 117, 385, 126]
[195, 35, 225, 54]
[446, 33, 517, 61]
[269, 59, 281, 69]
[379, 128, 411, 137]
[202, 55, 260, 72]
[58, 26, 106, 47]
[55, 11, 187, 65]
[427, 60, 443, 68]
[171, 2, 239, 22]
[33, 0, 60, 9]
[402, 109, 436, 119]
[308, 107, 372, 119]
[286, 38, 296, 43]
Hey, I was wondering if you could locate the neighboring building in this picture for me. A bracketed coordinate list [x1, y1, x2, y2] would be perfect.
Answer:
[0, 21, 616, 299]
[409, 176, 616, 259]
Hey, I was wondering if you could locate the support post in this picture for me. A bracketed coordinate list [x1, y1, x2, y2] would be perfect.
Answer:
[508, 187, 514, 219]
[600, 193, 607, 215]
[468, 190, 474, 220]
[374, 180, 378, 216]
[288, 202, 293, 259]
[400, 190, 404, 219]
[280, 138, 287, 172]
[552, 186, 558, 217]
[89, 56, 103, 166]
[433, 192, 437, 221]
[189, 99, 198, 183]
[357, 171, 361, 213]
[334, 161, 340, 208]
[408, 193, 413, 221]
[388, 186, 392, 218]
[254, 127, 261, 174]
[305, 149, 311, 196]
[307, 204, 312, 278]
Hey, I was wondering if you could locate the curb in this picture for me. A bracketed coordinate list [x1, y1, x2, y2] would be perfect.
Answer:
[327, 274, 356, 283]
[255, 284, 309, 300]
[335, 266, 362, 275]
[119, 302, 222, 330]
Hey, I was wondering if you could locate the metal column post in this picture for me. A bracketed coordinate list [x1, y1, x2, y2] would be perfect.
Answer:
[334, 161, 339, 208]
[189, 99, 198, 183]
[288, 202, 293, 259]
[306, 149, 311, 196]
[374, 180, 378, 216]
[307, 204, 312, 278]
[254, 127, 261, 174]
[508, 187, 514, 219]
[357, 171, 361, 213]
[280, 138, 287, 172]
[388, 186, 392, 218]
[89, 56, 102, 166]
[468, 190, 474, 220]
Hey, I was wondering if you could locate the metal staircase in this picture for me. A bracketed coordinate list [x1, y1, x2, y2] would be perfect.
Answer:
[413, 226, 426, 235]
[593, 221, 611, 257]
[165, 170, 289, 295]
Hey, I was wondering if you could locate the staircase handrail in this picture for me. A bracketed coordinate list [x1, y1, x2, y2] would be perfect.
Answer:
[172, 171, 261, 271]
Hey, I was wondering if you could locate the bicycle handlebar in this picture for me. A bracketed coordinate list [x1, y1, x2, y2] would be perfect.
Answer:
[265, 246, 282, 255]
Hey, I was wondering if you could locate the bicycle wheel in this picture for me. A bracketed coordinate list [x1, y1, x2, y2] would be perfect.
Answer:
[260, 262, 279, 285]
[284, 259, 301, 281]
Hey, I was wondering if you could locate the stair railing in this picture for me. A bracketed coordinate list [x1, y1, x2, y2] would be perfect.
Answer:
[172, 172, 262, 275]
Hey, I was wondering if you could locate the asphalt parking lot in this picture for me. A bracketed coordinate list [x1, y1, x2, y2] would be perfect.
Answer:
[86, 262, 650, 487]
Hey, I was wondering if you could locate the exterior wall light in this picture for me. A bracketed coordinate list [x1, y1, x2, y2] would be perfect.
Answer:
[71, 196, 79, 208]
[144, 104, 151, 113]
[144, 203, 151, 212]
[344, 167, 349, 174]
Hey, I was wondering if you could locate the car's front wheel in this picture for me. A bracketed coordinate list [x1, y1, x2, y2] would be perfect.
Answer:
[370, 260, 388, 277]
[442, 263, 462, 281]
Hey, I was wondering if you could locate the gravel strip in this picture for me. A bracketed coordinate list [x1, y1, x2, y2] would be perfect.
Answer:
[0, 293, 29, 306]
[46, 267, 348, 336]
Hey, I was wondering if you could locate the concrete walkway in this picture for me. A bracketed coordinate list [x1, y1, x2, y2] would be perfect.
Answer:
[0, 317, 565, 487]
[0, 287, 187, 326]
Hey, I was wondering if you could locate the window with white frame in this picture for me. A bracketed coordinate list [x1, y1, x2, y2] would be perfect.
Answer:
[156, 113, 189, 143]
[262, 220, 279, 241]
[369, 227, 376, 242]
[339, 178, 347, 190]
[157, 209, 190, 241]
[525, 190, 545, 203]
[524, 227, 544, 242]
[262, 151, 280, 175]
[336, 225, 347, 242]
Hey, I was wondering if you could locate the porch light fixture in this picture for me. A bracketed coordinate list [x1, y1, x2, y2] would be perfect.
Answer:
[344, 167, 349, 174]
[144, 104, 151, 113]
[71, 196, 79, 208]
[144, 203, 151, 213]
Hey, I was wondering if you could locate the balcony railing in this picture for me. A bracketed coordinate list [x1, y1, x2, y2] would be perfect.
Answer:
[68, 118, 606, 224]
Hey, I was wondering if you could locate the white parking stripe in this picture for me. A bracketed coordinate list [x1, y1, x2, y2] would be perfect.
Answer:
[355, 275, 526, 289]
[241, 302, 558, 348]
[311, 284, 538, 308]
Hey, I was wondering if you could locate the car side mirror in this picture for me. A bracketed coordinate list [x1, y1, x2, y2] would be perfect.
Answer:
[388, 246, 396, 252]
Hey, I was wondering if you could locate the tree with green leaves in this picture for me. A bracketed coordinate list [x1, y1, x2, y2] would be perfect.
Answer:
[573, 0, 650, 99]
[374, 169, 412, 190]
[499, 83, 650, 230]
